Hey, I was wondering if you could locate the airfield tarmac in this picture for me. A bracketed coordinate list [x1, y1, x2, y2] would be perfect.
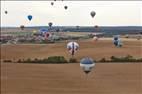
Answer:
[1, 38, 142, 94]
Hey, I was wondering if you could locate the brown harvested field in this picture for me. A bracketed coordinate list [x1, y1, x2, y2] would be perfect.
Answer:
[1, 38, 142, 94]
[1, 63, 142, 94]
[1, 38, 142, 61]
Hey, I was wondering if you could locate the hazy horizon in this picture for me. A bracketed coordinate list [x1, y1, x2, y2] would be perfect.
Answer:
[1, 25, 142, 27]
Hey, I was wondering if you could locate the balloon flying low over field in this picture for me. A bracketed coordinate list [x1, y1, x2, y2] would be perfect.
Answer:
[67, 41, 79, 57]
[93, 36, 98, 42]
[80, 57, 95, 74]
[39, 28, 51, 39]
[113, 35, 123, 47]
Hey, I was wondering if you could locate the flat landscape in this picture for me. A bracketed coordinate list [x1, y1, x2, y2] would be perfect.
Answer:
[1, 38, 141, 61]
[1, 1, 142, 94]
[1, 63, 142, 94]
[1, 38, 142, 94]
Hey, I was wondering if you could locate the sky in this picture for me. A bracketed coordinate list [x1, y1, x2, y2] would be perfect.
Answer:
[1, 1, 142, 27]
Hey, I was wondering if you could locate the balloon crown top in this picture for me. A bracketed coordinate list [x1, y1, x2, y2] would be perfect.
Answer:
[80, 57, 94, 64]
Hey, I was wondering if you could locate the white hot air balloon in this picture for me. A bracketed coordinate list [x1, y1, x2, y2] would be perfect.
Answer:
[80, 57, 95, 74]
[93, 36, 98, 41]
[67, 41, 79, 57]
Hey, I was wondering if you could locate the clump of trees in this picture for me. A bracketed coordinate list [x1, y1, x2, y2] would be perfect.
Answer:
[3, 55, 142, 64]
[3, 56, 79, 64]
[3, 60, 12, 63]
[16, 56, 68, 64]
[98, 55, 142, 63]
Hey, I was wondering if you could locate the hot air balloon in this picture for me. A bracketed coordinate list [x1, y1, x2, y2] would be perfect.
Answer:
[67, 41, 79, 57]
[95, 25, 98, 28]
[64, 6, 68, 10]
[48, 22, 53, 28]
[40, 28, 48, 35]
[51, 2, 54, 6]
[5, 11, 8, 14]
[94, 25, 99, 32]
[93, 36, 98, 41]
[39, 28, 50, 39]
[90, 11, 96, 18]
[113, 35, 122, 47]
[44, 32, 51, 40]
[114, 36, 119, 41]
[20, 25, 25, 30]
[27, 15, 33, 21]
[80, 57, 95, 74]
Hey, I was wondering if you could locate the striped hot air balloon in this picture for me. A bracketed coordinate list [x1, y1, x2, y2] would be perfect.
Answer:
[67, 41, 79, 57]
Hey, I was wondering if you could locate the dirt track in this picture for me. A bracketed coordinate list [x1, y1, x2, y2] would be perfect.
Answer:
[1, 63, 142, 94]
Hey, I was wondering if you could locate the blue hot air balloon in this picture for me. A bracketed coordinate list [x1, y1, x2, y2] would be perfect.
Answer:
[39, 28, 49, 37]
[113, 35, 122, 47]
[80, 57, 95, 74]
[27, 15, 33, 21]
[40, 28, 48, 33]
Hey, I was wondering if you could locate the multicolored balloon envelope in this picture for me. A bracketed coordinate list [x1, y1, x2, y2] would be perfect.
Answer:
[80, 57, 95, 74]
[67, 41, 79, 57]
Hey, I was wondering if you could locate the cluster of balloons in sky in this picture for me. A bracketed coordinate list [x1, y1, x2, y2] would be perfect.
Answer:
[4, 0, 97, 30]
[50, 0, 68, 10]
